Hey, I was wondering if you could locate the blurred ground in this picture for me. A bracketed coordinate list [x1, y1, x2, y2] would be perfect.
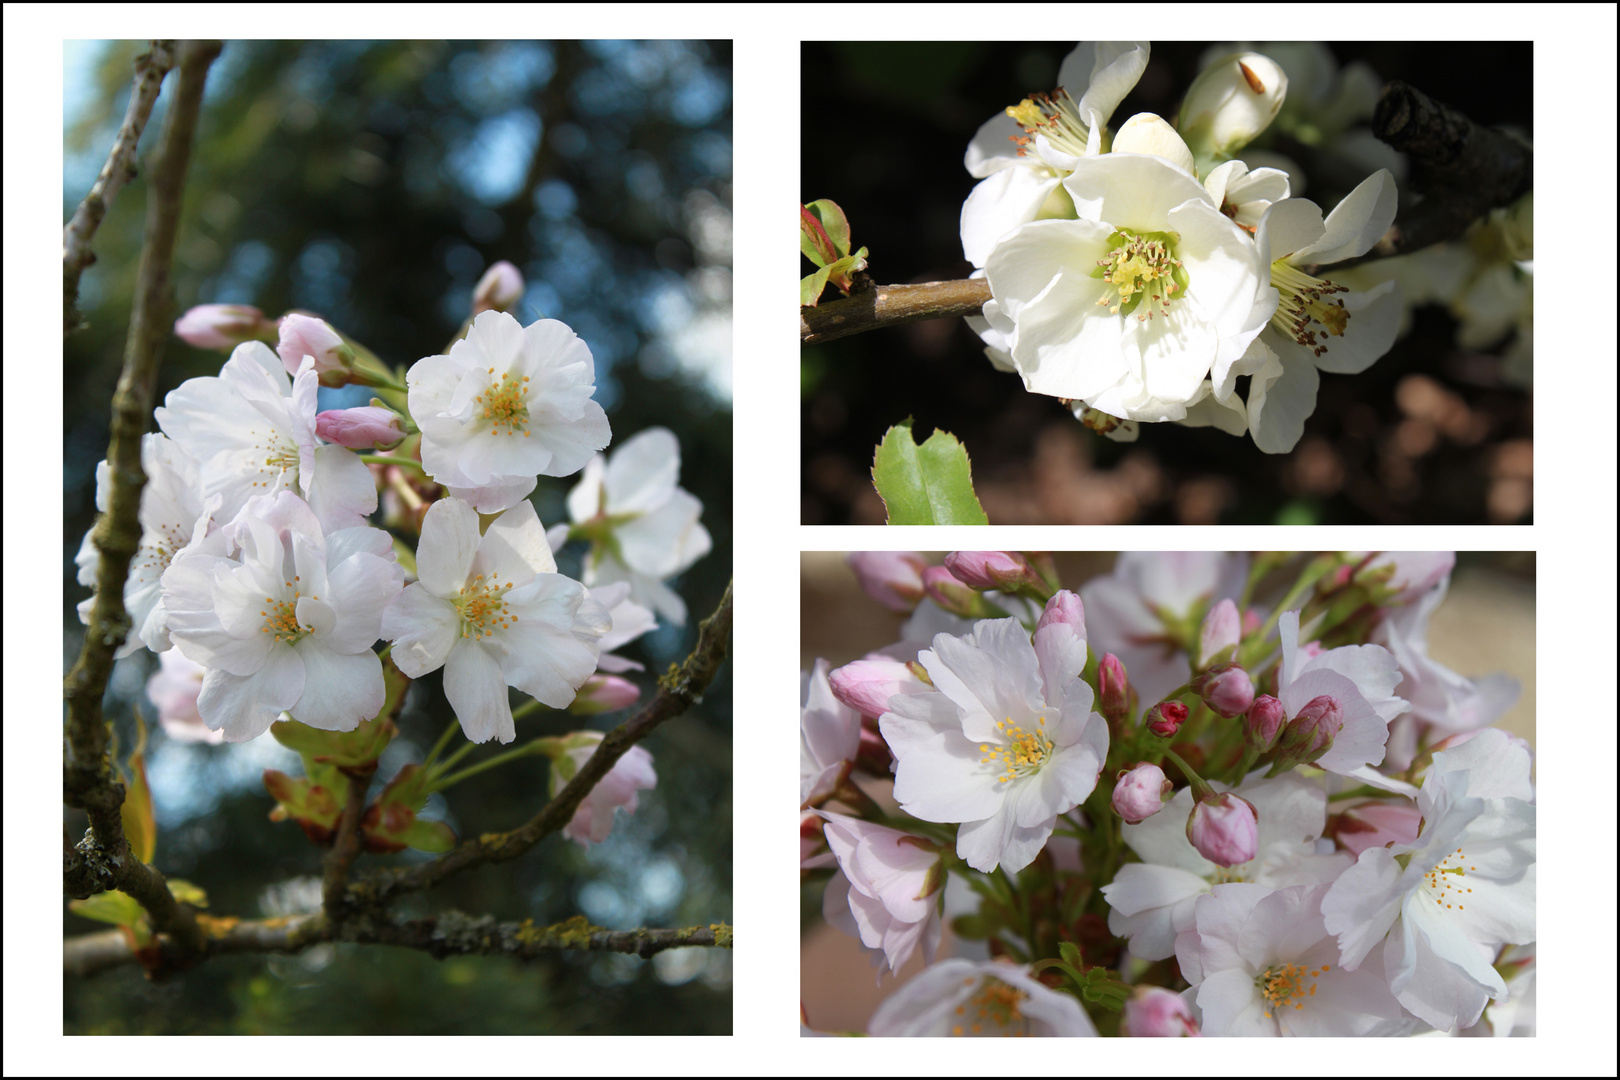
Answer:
[799, 551, 1535, 1033]
[800, 42, 1532, 524]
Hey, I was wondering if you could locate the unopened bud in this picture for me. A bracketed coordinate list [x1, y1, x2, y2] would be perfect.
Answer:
[277, 313, 356, 385]
[1186, 791, 1258, 867]
[1244, 694, 1287, 755]
[945, 550, 1044, 593]
[1193, 663, 1254, 719]
[568, 674, 640, 715]
[1113, 763, 1173, 824]
[1121, 986, 1201, 1037]
[1145, 700, 1189, 738]
[175, 303, 275, 351]
[315, 404, 407, 450]
[827, 656, 922, 720]
[847, 552, 928, 613]
[922, 564, 985, 617]
[1179, 52, 1288, 161]
[1098, 653, 1132, 721]
[1112, 112, 1196, 175]
[472, 260, 525, 314]
[1270, 694, 1342, 772]
[1196, 598, 1241, 670]
[1353, 551, 1456, 606]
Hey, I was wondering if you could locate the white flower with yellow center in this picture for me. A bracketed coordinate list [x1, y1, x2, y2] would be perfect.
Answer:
[380, 497, 608, 744]
[960, 41, 1149, 267]
[1245, 169, 1403, 453]
[979, 150, 1275, 422]
[407, 310, 611, 513]
[1321, 729, 1535, 1031]
[878, 595, 1107, 874]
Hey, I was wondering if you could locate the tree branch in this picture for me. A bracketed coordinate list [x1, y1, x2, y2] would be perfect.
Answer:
[800, 279, 990, 345]
[61, 41, 223, 957]
[64, 912, 732, 978]
[352, 580, 733, 905]
[63, 41, 177, 338]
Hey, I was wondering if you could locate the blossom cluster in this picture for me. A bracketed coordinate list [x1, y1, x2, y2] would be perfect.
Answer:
[963, 42, 1404, 453]
[79, 282, 711, 849]
[801, 551, 1533, 1037]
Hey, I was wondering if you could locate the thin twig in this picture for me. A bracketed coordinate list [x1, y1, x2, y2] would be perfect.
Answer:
[63, 41, 177, 338]
[352, 579, 733, 905]
[800, 279, 990, 345]
[321, 773, 371, 920]
[64, 912, 732, 978]
[62, 41, 223, 957]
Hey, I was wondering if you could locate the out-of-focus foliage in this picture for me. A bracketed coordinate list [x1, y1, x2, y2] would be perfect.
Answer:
[799, 42, 1531, 525]
[64, 40, 732, 1035]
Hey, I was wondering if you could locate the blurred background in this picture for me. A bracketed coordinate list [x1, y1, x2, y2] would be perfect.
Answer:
[800, 42, 1533, 525]
[800, 551, 1536, 1032]
[63, 40, 732, 1034]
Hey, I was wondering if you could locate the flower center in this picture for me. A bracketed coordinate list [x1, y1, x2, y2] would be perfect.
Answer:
[1269, 261, 1351, 357]
[1091, 229, 1186, 321]
[474, 367, 532, 438]
[951, 976, 1033, 1037]
[1420, 847, 1476, 912]
[1254, 960, 1330, 1019]
[246, 428, 300, 491]
[980, 715, 1054, 783]
[1004, 87, 1091, 159]
[259, 576, 316, 646]
[454, 570, 517, 640]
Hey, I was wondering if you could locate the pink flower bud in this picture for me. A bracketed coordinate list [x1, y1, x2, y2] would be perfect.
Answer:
[315, 405, 407, 450]
[1197, 598, 1240, 669]
[1121, 986, 1201, 1037]
[1186, 791, 1258, 867]
[1113, 763, 1172, 824]
[1193, 663, 1254, 719]
[1244, 694, 1287, 754]
[472, 260, 525, 314]
[1145, 700, 1189, 738]
[174, 303, 273, 351]
[944, 550, 1041, 592]
[846, 552, 928, 613]
[277, 313, 355, 381]
[827, 656, 920, 720]
[568, 674, 641, 714]
[1279, 694, 1343, 764]
[922, 564, 980, 616]
[1354, 551, 1456, 605]
[1333, 800, 1422, 856]
[1036, 588, 1086, 636]
[1098, 653, 1131, 720]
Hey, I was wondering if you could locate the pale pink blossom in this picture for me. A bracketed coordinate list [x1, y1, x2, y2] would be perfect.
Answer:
[569, 674, 639, 714]
[868, 958, 1098, 1036]
[472, 260, 525, 315]
[587, 581, 658, 673]
[801, 660, 862, 805]
[174, 303, 273, 350]
[816, 810, 944, 976]
[827, 655, 926, 721]
[144, 649, 224, 744]
[1121, 986, 1200, 1036]
[276, 313, 353, 380]
[549, 732, 656, 846]
[314, 406, 405, 450]
[1333, 800, 1421, 857]
[846, 551, 927, 613]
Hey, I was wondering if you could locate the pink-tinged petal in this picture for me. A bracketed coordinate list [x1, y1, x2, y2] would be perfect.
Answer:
[415, 498, 482, 597]
[197, 645, 304, 742]
[443, 638, 514, 744]
[473, 499, 556, 583]
[380, 583, 459, 677]
[1321, 847, 1404, 970]
[291, 641, 383, 731]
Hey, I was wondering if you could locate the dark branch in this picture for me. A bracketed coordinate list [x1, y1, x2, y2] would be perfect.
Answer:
[62, 41, 223, 956]
[801, 279, 991, 345]
[352, 580, 734, 905]
[64, 912, 732, 978]
[64, 41, 177, 338]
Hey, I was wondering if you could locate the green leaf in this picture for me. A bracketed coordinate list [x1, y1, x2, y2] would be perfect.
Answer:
[69, 889, 147, 929]
[800, 264, 833, 307]
[871, 418, 989, 525]
[805, 199, 853, 258]
[400, 818, 457, 853]
[800, 204, 839, 267]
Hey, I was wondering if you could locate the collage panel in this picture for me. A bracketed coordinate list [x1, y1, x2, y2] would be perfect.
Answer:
[801, 551, 1535, 1037]
[801, 42, 1532, 525]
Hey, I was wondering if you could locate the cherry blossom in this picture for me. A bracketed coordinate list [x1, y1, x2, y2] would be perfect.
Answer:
[555, 426, 710, 625]
[815, 810, 943, 976]
[406, 310, 610, 513]
[380, 497, 607, 744]
[548, 731, 656, 846]
[801, 660, 862, 806]
[161, 491, 403, 741]
[868, 958, 1098, 1037]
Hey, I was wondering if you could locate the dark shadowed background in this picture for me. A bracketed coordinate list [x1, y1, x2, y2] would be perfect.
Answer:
[64, 39, 731, 1034]
[800, 42, 1532, 525]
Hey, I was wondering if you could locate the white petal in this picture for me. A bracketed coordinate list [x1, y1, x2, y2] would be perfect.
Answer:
[474, 498, 556, 582]
[291, 641, 383, 731]
[443, 638, 514, 744]
[197, 645, 303, 741]
[416, 498, 482, 597]
[1296, 169, 1397, 266]
[380, 583, 459, 677]
[1246, 344, 1319, 454]
[600, 427, 680, 515]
